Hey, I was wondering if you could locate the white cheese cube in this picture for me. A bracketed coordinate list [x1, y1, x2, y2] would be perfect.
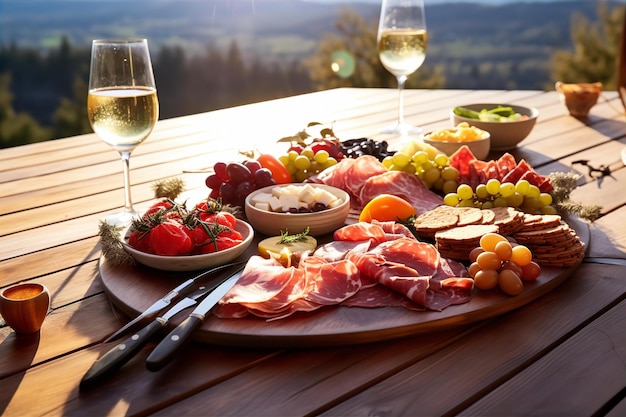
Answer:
[316, 189, 338, 207]
[254, 202, 270, 211]
[251, 192, 273, 206]
[278, 195, 299, 211]
[298, 184, 318, 205]
[267, 196, 282, 212]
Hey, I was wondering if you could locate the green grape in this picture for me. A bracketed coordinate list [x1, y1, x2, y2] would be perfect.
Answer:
[434, 153, 449, 167]
[288, 150, 299, 161]
[442, 180, 458, 195]
[527, 184, 541, 199]
[294, 169, 310, 182]
[314, 150, 329, 164]
[499, 182, 515, 198]
[441, 166, 459, 181]
[433, 177, 445, 190]
[421, 160, 434, 171]
[300, 148, 314, 159]
[403, 163, 417, 174]
[475, 184, 489, 200]
[382, 156, 394, 169]
[459, 199, 475, 207]
[541, 205, 558, 215]
[506, 192, 524, 207]
[412, 151, 429, 165]
[522, 197, 542, 212]
[482, 201, 494, 209]
[278, 155, 290, 166]
[539, 193, 553, 206]
[285, 162, 297, 175]
[486, 179, 501, 195]
[515, 179, 530, 195]
[392, 152, 411, 168]
[294, 155, 311, 170]
[424, 167, 440, 184]
[444, 193, 460, 206]
[457, 184, 474, 200]
[493, 197, 508, 207]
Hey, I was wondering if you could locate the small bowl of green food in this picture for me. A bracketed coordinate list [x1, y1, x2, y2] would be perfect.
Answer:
[451, 104, 538, 150]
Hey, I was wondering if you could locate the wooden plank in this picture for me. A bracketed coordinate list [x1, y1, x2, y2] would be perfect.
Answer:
[587, 205, 626, 258]
[459, 299, 626, 416]
[313, 263, 625, 417]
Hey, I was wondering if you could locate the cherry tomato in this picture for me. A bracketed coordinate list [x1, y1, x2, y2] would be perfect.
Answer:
[142, 199, 174, 218]
[257, 154, 292, 184]
[128, 230, 151, 253]
[149, 220, 194, 256]
[358, 194, 417, 223]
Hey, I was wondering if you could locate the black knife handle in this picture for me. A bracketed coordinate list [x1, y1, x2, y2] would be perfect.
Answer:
[80, 320, 164, 390]
[145, 315, 202, 372]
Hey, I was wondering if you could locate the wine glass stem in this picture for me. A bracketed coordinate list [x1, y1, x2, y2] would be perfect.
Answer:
[119, 151, 134, 213]
[396, 75, 407, 125]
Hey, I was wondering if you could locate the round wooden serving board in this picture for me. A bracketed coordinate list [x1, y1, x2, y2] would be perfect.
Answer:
[99, 217, 589, 348]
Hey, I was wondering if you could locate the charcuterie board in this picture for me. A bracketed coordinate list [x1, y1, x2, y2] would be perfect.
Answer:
[99, 216, 588, 348]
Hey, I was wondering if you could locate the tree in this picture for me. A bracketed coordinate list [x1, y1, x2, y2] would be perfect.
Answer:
[551, 2, 625, 88]
[53, 76, 91, 139]
[0, 73, 51, 148]
[304, 8, 444, 91]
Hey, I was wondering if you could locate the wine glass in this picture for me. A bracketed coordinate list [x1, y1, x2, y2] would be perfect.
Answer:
[87, 39, 159, 226]
[377, 0, 427, 135]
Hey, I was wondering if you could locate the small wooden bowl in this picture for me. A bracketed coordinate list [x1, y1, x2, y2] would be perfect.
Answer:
[0, 282, 50, 334]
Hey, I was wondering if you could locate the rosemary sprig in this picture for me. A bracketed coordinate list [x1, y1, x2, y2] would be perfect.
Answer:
[278, 227, 311, 244]
[152, 178, 185, 200]
[98, 221, 135, 266]
[549, 171, 602, 222]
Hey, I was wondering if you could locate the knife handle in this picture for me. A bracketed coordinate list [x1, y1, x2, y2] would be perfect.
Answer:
[80, 320, 164, 390]
[145, 315, 202, 372]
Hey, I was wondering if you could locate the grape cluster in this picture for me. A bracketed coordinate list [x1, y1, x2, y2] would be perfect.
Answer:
[205, 160, 276, 207]
[443, 178, 557, 214]
[382, 151, 460, 193]
[339, 138, 391, 161]
[278, 144, 339, 182]
[468, 233, 541, 296]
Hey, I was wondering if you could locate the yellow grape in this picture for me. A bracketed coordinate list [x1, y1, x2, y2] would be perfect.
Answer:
[494, 240, 513, 261]
[476, 251, 502, 271]
[541, 205, 558, 215]
[294, 155, 311, 170]
[539, 193, 553, 206]
[441, 166, 459, 181]
[412, 151, 429, 165]
[443, 180, 458, 195]
[457, 184, 473, 200]
[475, 184, 489, 199]
[520, 261, 541, 281]
[314, 150, 329, 164]
[434, 153, 449, 167]
[468, 262, 481, 278]
[391, 152, 411, 168]
[527, 184, 541, 199]
[499, 269, 523, 295]
[515, 179, 530, 195]
[499, 182, 515, 198]
[474, 269, 499, 290]
[510, 245, 533, 266]
[300, 148, 315, 159]
[444, 193, 460, 206]
[469, 246, 484, 263]
[485, 179, 501, 195]
[480, 233, 508, 252]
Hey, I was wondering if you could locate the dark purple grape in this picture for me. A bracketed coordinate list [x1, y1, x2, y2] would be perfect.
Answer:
[205, 174, 223, 190]
[214, 161, 229, 181]
[312, 203, 327, 212]
[219, 181, 236, 205]
[244, 160, 262, 175]
[253, 168, 276, 188]
[236, 180, 255, 199]
[226, 162, 252, 184]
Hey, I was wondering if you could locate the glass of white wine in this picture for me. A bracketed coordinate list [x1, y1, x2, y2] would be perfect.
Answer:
[87, 39, 159, 226]
[377, 0, 427, 135]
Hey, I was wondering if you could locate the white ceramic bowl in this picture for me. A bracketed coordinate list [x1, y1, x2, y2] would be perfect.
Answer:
[423, 127, 491, 160]
[245, 184, 350, 237]
[123, 219, 254, 271]
[450, 103, 538, 150]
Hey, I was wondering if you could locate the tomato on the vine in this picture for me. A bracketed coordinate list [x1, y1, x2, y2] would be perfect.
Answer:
[358, 194, 417, 223]
[142, 199, 174, 218]
[149, 220, 194, 256]
[257, 153, 292, 184]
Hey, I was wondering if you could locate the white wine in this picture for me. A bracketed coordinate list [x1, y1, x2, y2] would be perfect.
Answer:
[378, 29, 427, 77]
[88, 87, 158, 151]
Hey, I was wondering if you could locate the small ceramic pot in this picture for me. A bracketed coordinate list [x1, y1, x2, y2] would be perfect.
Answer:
[0, 282, 50, 334]
[555, 81, 602, 118]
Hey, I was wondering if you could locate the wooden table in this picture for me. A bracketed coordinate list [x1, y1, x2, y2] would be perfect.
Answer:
[1, 88, 625, 416]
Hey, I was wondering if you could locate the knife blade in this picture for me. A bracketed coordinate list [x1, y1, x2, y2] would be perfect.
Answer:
[145, 267, 243, 372]
[80, 284, 215, 391]
[104, 261, 244, 343]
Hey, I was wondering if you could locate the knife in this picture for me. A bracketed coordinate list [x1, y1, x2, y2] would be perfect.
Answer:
[104, 261, 244, 343]
[145, 267, 243, 372]
[79, 285, 215, 391]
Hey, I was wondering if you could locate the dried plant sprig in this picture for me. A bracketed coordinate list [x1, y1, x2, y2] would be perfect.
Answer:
[549, 171, 602, 221]
[152, 178, 185, 200]
[98, 221, 135, 266]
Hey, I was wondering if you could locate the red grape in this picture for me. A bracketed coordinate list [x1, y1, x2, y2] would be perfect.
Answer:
[205, 174, 222, 190]
[226, 162, 252, 184]
[214, 161, 229, 181]
[244, 160, 262, 174]
[253, 168, 276, 188]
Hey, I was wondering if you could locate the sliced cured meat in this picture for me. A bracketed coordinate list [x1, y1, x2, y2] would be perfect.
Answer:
[334, 222, 388, 245]
[501, 159, 532, 184]
[359, 170, 443, 214]
[373, 220, 416, 240]
[313, 240, 373, 262]
[342, 283, 425, 310]
[301, 257, 362, 305]
[496, 153, 517, 178]
[424, 277, 474, 311]
[369, 238, 440, 277]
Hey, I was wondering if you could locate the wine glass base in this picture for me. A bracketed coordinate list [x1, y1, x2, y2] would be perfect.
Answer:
[380, 122, 422, 136]
[102, 209, 140, 228]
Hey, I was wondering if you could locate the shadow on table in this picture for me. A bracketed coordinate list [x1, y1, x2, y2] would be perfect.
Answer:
[0, 332, 41, 414]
